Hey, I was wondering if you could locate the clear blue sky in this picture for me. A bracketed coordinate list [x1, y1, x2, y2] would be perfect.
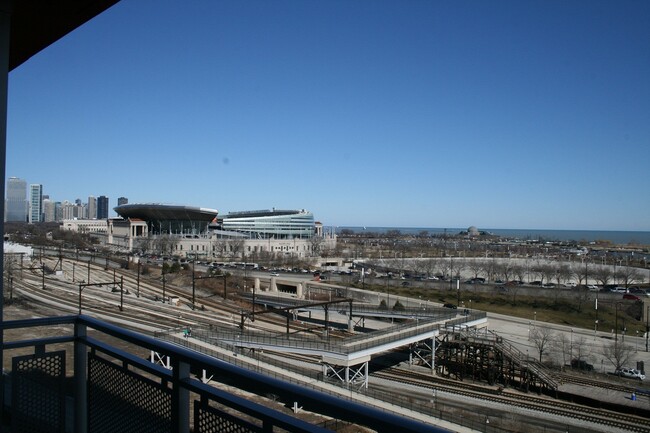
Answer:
[6, 0, 650, 231]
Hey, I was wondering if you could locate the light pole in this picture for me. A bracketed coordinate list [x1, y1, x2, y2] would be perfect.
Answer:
[136, 260, 141, 298]
[570, 328, 573, 360]
[162, 268, 166, 303]
[615, 302, 623, 352]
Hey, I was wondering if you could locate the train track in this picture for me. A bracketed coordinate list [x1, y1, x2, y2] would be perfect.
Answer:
[373, 367, 650, 432]
[13, 258, 328, 336]
[552, 371, 640, 393]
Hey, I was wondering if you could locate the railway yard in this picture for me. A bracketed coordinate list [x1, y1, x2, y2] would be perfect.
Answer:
[4, 252, 650, 433]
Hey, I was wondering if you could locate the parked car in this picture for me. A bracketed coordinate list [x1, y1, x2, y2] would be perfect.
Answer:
[616, 367, 645, 380]
[465, 277, 486, 284]
[611, 287, 628, 293]
[623, 293, 641, 302]
[571, 359, 594, 371]
[629, 287, 648, 296]
[587, 285, 600, 292]
[443, 303, 457, 309]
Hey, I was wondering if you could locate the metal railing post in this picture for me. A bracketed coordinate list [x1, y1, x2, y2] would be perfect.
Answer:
[172, 358, 190, 433]
[74, 320, 88, 433]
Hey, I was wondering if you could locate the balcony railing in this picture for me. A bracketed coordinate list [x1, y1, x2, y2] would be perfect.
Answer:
[1, 314, 450, 433]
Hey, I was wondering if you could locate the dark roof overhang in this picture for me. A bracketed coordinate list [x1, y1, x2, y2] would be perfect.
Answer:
[8, 0, 121, 71]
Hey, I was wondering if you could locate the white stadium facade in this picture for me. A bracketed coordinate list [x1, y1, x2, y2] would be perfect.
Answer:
[64, 204, 336, 260]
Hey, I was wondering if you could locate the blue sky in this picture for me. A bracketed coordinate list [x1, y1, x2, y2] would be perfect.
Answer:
[6, 0, 650, 231]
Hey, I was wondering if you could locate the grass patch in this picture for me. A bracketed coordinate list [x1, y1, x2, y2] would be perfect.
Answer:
[358, 283, 646, 336]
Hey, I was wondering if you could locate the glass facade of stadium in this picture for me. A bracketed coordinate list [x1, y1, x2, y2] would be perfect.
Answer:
[220, 210, 315, 240]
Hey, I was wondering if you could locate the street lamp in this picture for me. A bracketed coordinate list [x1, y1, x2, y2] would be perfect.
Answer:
[570, 329, 573, 360]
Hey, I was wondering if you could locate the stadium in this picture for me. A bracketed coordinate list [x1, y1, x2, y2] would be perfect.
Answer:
[99, 204, 335, 259]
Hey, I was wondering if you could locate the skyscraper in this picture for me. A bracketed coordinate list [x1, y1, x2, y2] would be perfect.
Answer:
[29, 184, 43, 223]
[42, 198, 56, 222]
[97, 195, 109, 219]
[5, 177, 27, 222]
[117, 197, 128, 206]
[88, 196, 97, 219]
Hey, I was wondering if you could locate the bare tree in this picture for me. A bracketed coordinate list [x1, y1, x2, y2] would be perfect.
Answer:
[602, 340, 635, 371]
[540, 264, 555, 286]
[619, 265, 642, 288]
[572, 335, 591, 364]
[482, 259, 498, 283]
[134, 237, 153, 256]
[511, 263, 525, 283]
[228, 238, 245, 260]
[555, 264, 572, 286]
[573, 287, 591, 313]
[593, 266, 612, 287]
[573, 259, 589, 286]
[309, 235, 325, 257]
[498, 259, 514, 282]
[530, 326, 555, 362]
[552, 333, 571, 368]
[421, 258, 438, 280]
[153, 234, 178, 256]
[466, 259, 484, 280]
[211, 237, 228, 259]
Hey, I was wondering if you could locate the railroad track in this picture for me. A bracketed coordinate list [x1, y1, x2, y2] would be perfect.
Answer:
[14, 258, 328, 337]
[373, 368, 650, 433]
[552, 371, 639, 393]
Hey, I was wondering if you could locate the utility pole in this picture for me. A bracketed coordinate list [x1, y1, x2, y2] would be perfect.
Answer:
[136, 261, 141, 298]
[162, 268, 166, 303]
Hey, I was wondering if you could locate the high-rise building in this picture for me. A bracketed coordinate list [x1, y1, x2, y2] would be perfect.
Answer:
[29, 184, 43, 223]
[88, 196, 97, 219]
[5, 177, 28, 222]
[54, 202, 63, 222]
[97, 195, 109, 219]
[117, 197, 128, 206]
[43, 198, 56, 222]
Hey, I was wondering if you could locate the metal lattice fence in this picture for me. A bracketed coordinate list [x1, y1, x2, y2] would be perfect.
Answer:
[88, 352, 172, 433]
[11, 350, 66, 433]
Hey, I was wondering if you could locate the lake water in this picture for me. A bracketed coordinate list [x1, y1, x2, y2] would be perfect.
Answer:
[337, 227, 650, 246]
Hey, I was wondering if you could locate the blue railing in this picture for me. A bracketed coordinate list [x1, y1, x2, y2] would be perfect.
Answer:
[1, 315, 451, 433]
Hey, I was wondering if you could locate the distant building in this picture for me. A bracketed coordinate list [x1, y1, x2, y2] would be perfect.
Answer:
[87, 196, 97, 219]
[219, 209, 314, 239]
[62, 219, 108, 234]
[42, 198, 56, 222]
[61, 200, 85, 220]
[86, 203, 338, 258]
[5, 177, 27, 222]
[97, 195, 109, 219]
[29, 184, 43, 223]
[117, 197, 128, 206]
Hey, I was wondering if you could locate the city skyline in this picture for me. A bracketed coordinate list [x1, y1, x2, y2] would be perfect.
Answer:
[3, 175, 116, 221]
[5, 1, 650, 231]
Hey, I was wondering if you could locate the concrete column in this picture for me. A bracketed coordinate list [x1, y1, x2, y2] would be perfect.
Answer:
[254, 277, 260, 291]
[270, 277, 278, 292]
[0, 1, 10, 418]
[296, 282, 303, 299]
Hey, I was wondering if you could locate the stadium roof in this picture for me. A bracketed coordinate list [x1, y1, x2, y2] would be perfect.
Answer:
[114, 204, 218, 223]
